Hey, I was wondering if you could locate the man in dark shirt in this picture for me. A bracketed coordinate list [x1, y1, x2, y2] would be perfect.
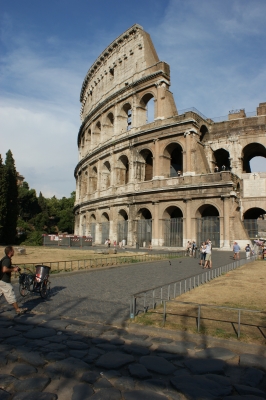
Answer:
[0, 246, 27, 314]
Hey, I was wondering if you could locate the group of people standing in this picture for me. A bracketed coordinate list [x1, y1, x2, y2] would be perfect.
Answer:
[198, 240, 212, 269]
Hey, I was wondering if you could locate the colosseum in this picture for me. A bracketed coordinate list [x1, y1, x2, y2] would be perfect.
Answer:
[74, 24, 266, 249]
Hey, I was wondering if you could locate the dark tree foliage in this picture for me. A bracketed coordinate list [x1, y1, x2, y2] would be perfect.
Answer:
[2, 150, 18, 244]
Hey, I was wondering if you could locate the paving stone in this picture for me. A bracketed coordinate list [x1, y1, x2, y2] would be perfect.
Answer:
[45, 334, 69, 342]
[44, 352, 67, 362]
[23, 327, 57, 339]
[44, 357, 90, 378]
[66, 341, 89, 350]
[0, 328, 20, 338]
[130, 341, 153, 348]
[0, 374, 18, 390]
[140, 356, 176, 375]
[0, 389, 11, 400]
[241, 368, 265, 387]
[69, 350, 88, 359]
[122, 344, 150, 356]
[240, 354, 266, 371]
[16, 350, 46, 367]
[100, 370, 121, 380]
[109, 338, 125, 346]
[184, 358, 226, 374]
[123, 334, 149, 341]
[91, 338, 108, 345]
[13, 376, 50, 392]
[155, 344, 188, 356]
[151, 337, 173, 344]
[234, 383, 266, 398]
[171, 373, 232, 399]
[96, 344, 119, 352]
[96, 352, 135, 369]
[12, 324, 32, 332]
[3, 337, 27, 346]
[136, 379, 167, 392]
[128, 363, 152, 379]
[88, 388, 122, 399]
[12, 392, 57, 400]
[72, 383, 94, 399]
[113, 377, 135, 391]
[94, 378, 113, 389]
[34, 339, 50, 347]
[89, 347, 105, 356]
[81, 371, 100, 384]
[224, 396, 266, 400]
[43, 343, 67, 352]
[123, 390, 168, 400]
[194, 346, 236, 360]
[156, 352, 180, 361]
[11, 363, 37, 378]
[41, 319, 69, 330]
[82, 355, 97, 363]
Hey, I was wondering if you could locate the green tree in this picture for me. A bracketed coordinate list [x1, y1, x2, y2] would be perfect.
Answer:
[2, 150, 18, 243]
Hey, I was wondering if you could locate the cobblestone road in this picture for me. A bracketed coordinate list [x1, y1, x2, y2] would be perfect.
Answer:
[15, 251, 235, 325]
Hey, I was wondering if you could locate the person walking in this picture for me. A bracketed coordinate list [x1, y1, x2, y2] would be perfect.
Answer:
[0, 246, 27, 315]
[233, 242, 241, 260]
[199, 242, 206, 267]
[245, 244, 251, 259]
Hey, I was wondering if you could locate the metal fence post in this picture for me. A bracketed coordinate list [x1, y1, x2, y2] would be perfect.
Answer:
[163, 300, 166, 327]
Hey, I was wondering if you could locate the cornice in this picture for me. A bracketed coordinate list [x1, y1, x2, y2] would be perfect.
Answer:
[80, 24, 143, 102]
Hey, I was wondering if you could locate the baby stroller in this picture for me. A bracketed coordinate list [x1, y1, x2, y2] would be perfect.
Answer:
[19, 265, 51, 299]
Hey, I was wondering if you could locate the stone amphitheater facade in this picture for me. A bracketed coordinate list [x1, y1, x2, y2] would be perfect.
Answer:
[74, 24, 266, 248]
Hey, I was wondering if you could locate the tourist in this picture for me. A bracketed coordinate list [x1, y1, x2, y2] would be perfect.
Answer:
[204, 240, 212, 269]
[233, 242, 241, 260]
[199, 242, 206, 266]
[186, 241, 192, 256]
[214, 166, 219, 172]
[0, 246, 28, 315]
[221, 165, 226, 171]
[245, 243, 251, 259]
[192, 241, 197, 257]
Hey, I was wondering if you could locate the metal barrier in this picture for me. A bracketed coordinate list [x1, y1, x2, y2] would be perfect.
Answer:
[16, 251, 184, 275]
[43, 235, 93, 247]
[130, 256, 258, 333]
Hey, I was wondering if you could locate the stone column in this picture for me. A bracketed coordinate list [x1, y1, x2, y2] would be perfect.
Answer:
[152, 202, 159, 246]
[184, 199, 192, 246]
[153, 139, 163, 178]
[185, 133, 191, 174]
[222, 195, 231, 249]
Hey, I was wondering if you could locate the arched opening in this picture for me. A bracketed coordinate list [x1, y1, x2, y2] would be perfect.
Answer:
[123, 103, 132, 131]
[116, 155, 129, 185]
[87, 128, 91, 152]
[81, 215, 86, 236]
[139, 149, 153, 181]
[200, 125, 209, 142]
[89, 166, 97, 193]
[104, 112, 114, 140]
[139, 93, 155, 125]
[89, 214, 96, 242]
[137, 208, 152, 247]
[102, 161, 111, 190]
[117, 210, 128, 244]
[213, 148, 231, 171]
[196, 205, 220, 247]
[242, 143, 266, 173]
[163, 206, 183, 247]
[93, 121, 101, 145]
[243, 207, 266, 239]
[101, 212, 110, 244]
[164, 143, 183, 177]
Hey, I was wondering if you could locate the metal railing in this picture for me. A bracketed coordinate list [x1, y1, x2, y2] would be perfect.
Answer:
[130, 256, 257, 324]
[15, 251, 185, 275]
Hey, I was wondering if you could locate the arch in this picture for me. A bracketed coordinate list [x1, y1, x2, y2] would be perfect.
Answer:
[104, 112, 114, 140]
[89, 166, 97, 193]
[81, 215, 86, 236]
[139, 149, 153, 181]
[199, 125, 210, 142]
[139, 92, 156, 125]
[122, 103, 132, 131]
[87, 128, 92, 151]
[102, 161, 111, 189]
[242, 143, 266, 173]
[89, 213, 96, 242]
[137, 207, 152, 247]
[164, 142, 183, 177]
[162, 206, 183, 247]
[117, 209, 128, 244]
[101, 212, 110, 244]
[93, 121, 101, 145]
[116, 155, 129, 185]
[213, 148, 231, 171]
[196, 204, 220, 247]
[243, 207, 266, 239]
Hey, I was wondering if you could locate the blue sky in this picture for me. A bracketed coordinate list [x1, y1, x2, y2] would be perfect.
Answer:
[1, 0, 266, 197]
